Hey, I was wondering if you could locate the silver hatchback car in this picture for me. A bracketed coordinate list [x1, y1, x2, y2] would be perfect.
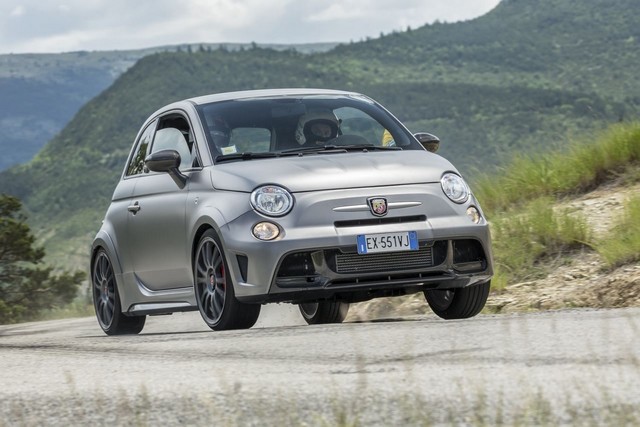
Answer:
[91, 88, 493, 335]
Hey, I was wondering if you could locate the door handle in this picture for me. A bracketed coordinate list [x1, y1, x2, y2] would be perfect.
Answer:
[127, 202, 140, 214]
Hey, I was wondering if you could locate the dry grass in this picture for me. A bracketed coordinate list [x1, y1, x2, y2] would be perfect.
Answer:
[2, 384, 638, 426]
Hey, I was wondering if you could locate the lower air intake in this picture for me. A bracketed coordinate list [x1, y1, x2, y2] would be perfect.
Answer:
[335, 247, 434, 274]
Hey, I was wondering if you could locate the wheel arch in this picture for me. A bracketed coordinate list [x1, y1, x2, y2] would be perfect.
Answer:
[91, 230, 123, 276]
[189, 212, 226, 276]
[191, 223, 214, 271]
[90, 230, 128, 311]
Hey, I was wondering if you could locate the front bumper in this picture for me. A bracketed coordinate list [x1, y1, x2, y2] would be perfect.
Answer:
[219, 184, 493, 303]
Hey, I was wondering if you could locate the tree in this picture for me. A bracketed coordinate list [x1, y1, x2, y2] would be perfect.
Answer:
[0, 194, 84, 323]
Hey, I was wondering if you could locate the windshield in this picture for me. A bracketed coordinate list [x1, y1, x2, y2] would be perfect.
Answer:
[196, 94, 421, 161]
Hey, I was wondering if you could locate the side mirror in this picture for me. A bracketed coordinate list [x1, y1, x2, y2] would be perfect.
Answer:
[414, 132, 440, 153]
[144, 150, 187, 189]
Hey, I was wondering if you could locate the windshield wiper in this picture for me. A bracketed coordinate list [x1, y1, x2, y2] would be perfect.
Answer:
[215, 152, 280, 163]
[281, 144, 401, 154]
[341, 144, 402, 151]
[280, 144, 345, 154]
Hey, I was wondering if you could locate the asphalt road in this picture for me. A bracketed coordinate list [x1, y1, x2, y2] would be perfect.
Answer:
[1, 306, 639, 425]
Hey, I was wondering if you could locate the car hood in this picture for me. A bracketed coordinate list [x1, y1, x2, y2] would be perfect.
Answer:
[209, 151, 458, 193]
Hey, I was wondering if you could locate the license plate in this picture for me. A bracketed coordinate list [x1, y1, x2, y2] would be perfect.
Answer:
[357, 231, 419, 254]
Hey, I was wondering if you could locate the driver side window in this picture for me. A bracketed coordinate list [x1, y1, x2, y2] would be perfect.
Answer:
[126, 120, 156, 176]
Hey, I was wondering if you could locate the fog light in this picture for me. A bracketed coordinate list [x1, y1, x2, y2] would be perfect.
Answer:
[252, 222, 280, 241]
[466, 206, 481, 224]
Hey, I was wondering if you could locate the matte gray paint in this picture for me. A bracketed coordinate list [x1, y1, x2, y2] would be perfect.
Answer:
[210, 150, 454, 193]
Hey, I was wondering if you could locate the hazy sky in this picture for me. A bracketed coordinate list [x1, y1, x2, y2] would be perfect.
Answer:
[0, 0, 501, 54]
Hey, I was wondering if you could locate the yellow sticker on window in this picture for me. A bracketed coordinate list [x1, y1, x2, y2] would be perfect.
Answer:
[382, 129, 395, 147]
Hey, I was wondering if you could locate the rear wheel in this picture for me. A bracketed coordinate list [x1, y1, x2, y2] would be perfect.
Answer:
[194, 229, 261, 330]
[424, 280, 490, 320]
[92, 250, 146, 335]
[299, 301, 350, 325]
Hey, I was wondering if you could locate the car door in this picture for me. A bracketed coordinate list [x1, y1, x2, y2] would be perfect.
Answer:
[127, 114, 195, 291]
[112, 119, 157, 279]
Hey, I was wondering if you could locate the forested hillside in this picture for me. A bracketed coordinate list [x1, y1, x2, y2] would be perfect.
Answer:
[332, 0, 640, 100]
[0, 0, 638, 269]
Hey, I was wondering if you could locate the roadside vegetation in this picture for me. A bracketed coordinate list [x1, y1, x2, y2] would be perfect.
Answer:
[489, 198, 592, 289]
[475, 122, 640, 213]
[596, 194, 640, 267]
[473, 121, 640, 290]
[0, 194, 84, 324]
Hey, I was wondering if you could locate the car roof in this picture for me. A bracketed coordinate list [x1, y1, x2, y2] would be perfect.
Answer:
[187, 88, 360, 105]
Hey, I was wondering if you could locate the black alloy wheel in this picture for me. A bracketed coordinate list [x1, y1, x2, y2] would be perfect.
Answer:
[194, 229, 260, 330]
[92, 250, 146, 335]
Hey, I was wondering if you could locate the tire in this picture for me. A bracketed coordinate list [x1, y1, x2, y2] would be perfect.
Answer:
[194, 229, 261, 331]
[299, 301, 350, 325]
[92, 249, 146, 335]
[424, 280, 490, 320]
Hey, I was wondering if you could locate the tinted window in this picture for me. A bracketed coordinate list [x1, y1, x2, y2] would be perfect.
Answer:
[126, 120, 156, 176]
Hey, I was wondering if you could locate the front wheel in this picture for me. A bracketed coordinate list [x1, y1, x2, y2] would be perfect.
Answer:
[92, 250, 146, 335]
[299, 301, 349, 325]
[194, 229, 261, 331]
[424, 281, 490, 320]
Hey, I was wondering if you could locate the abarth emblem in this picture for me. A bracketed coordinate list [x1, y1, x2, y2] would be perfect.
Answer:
[368, 197, 388, 217]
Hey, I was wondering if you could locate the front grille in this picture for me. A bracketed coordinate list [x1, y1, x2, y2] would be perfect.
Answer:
[335, 246, 433, 274]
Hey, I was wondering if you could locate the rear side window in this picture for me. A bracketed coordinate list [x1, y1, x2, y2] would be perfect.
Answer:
[126, 121, 156, 176]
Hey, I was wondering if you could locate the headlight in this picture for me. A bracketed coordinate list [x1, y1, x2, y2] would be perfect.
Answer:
[250, 185, 293, 217]
[441, 173, 469, 204]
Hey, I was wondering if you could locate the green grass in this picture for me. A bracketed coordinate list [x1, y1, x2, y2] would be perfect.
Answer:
[490, 197, 592, 290]
[596, 195, 640, 267]
[474, 122, 640, 213]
